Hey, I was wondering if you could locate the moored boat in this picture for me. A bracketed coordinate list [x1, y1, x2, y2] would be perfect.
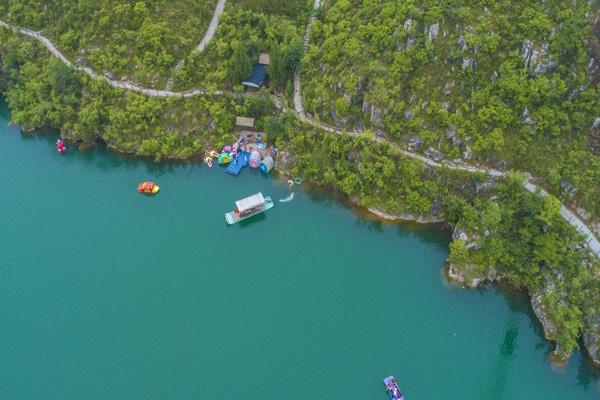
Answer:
[137, 181, 160, 194]
[383, 376, 404, 400]
[224, 192, 274, 225]
[56, 139, 66, 154]
[204, 149, 219, 168]
[218, 152, 233, 165]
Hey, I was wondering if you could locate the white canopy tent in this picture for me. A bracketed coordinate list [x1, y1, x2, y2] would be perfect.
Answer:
[235, 192, 265, 213]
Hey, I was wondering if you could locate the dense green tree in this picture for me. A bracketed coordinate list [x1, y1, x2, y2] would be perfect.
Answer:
[229, 43, 253, 84]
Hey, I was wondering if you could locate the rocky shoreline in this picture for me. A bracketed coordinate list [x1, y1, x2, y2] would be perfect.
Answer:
[271, 149, 600, 369]
[445, 224, 600, 368]
[366, 207, 444, 224]
[340, 190, 600, 368]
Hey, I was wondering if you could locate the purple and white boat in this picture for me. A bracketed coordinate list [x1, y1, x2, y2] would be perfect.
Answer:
[383, 375, 404, 400]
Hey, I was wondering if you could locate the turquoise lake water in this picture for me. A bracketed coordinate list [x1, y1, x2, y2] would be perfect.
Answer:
[0, 102, 599, 399]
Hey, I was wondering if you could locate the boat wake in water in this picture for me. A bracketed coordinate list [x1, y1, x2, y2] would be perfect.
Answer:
[279, 192, 295, 203]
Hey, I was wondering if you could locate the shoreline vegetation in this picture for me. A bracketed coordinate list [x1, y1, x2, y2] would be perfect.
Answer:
[2, 0, 600, 370]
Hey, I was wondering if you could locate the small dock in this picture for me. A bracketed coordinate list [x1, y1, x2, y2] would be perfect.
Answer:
[225, 151, 250, 176]
[215, 116, 278, 177]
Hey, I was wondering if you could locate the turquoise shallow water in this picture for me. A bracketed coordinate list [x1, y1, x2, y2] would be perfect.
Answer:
[0, 102, 599, 399]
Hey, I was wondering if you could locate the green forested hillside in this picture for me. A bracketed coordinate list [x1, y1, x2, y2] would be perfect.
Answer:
[0, 28, 255, 159]
[236, 0, 310, 18]
[301, 0, 600, 217]
[172, 6, 304, 92]
[0, 0, 217, 86]
[0, 0, 310, 89]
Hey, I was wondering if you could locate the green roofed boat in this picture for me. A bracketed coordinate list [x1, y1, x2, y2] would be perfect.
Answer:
[225, 192, 274, 225]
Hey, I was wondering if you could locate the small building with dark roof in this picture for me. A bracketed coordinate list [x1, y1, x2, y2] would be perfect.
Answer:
[242, 53, 270, 89]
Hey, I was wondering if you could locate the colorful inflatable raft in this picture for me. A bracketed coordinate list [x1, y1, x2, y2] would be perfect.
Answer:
[137, 181, 160, 194]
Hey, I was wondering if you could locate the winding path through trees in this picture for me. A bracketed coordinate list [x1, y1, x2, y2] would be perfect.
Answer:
[0, 20, 226, 97]
[1, 0, 229, 97]
[1, 0, 599, 258]
[196, 0, 227, 53]
[173, 0, 227, 72]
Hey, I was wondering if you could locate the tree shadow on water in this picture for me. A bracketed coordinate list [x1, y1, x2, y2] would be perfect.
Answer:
[354, 217, 385, 233]
[493, 286, 600, 392]
[494, 286, 550, 352]
[304, 187, 341, 211]
[485, 315, 520, 399]
[575, 339, 600, 390]
[398, 224, 451, 251]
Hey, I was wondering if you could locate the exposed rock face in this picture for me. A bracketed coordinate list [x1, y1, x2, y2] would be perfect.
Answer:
[559, 179, 578, 198]
[589, 58, 598, 79]
[590, 117, 600, 155]
[447, 262, 494, 288]
[521, 40, 538, 68]
[445, 128, 460, 146]
[462, 146, 473, 160]
[521, 40, 556, 76]
[370, 105, 383, 125]
[362, 100, 384, 125]
[403, 18, 413, 32]
[367, 207, 444, 224]
[446, 226, 503, 288]
[402, 134, 424, 149]
[354, 120, 365, 132]
[583, 312, 600, 367]
[568, 85, 587, 100]
[532, 59, 557, 76]
[103, 70, 115, 80]
[373, 128, 386, 140]
[444, 80, 455, 95]
[457, 35, 468, 51]
[332, 113, 351, 128]
[462, 58, 476, 70]
[521, 107, 536, 133]
[530, 289, 558, 343]
[591, 221, 600, 238]
[576, 207, 592, 221]
[532, 43, 557, 76]
[474, 178, 497, 194]
[529, 284, 573, 364]
[424, 147, 444, 162]
[274, 150, 295, 173]
[427, 23, 440, 42]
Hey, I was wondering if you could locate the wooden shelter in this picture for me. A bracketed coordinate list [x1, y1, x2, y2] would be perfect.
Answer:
[236, 117, 255, 129]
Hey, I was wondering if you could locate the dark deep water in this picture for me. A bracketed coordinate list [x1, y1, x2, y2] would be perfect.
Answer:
[0, 102, 599, 399]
